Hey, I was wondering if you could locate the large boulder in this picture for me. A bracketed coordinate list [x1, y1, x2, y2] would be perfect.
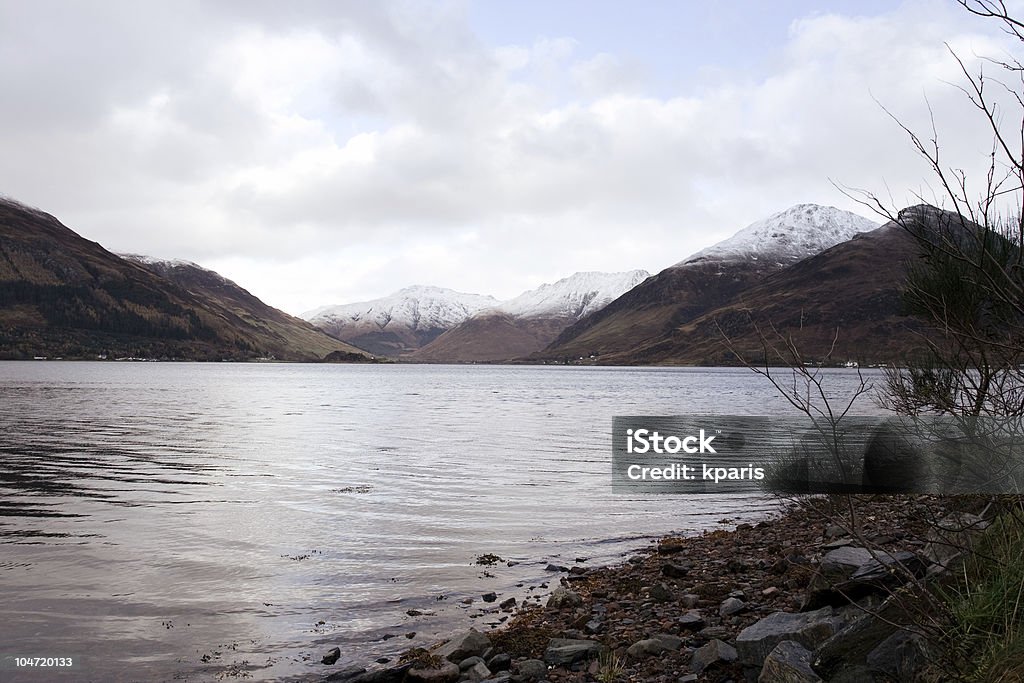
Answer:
[805, 550, 929, 609]
[758, 640, 822, 683]
[820, 547, 874, 578]
[435, 629, 491, 663]
[736, 607, 839, 667]
[866, 629, 931, 681]
[812, 597, 905, 679]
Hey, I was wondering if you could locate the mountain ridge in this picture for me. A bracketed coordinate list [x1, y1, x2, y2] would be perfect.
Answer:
[0, 198, 368, 361]
[537, 204, 878, 362]
[410, 270, 650, 362]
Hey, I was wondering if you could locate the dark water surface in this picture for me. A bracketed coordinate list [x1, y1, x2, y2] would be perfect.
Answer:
[0, 363, 881, 681]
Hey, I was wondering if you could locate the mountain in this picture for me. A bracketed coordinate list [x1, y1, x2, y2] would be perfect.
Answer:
[304, 285, 499, 356]
[118, 255, 368, 361]
[411, 270, 650, 362]
[0, 197, 367, 361]
[620, 211, 939, 365]
[680, 203, 882, 266]
[536, 204, 879, 362]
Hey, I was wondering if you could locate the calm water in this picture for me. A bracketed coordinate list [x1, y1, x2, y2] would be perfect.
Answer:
[0, 363, 882, 682]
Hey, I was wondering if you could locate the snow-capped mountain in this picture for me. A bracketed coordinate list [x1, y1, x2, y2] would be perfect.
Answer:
[679, 204, 879, 267]
[541, 203, 883, 363]
[305, 285, 498, 331]
[494, 270, 650, 319]
[303, 286, 499, 356]
[119, 253, 235, 287]
[410, 271, 650, 363]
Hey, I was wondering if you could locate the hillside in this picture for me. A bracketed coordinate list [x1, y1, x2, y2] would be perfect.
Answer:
[538, 205, 878, 362]
[621, 220, 928, 365]
[0, 198, 367, 361]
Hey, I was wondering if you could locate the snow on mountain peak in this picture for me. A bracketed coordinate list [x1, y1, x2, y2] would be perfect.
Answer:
[303, 286, 499, 331]
[494, 270, 650, 319]
[679, 204, 879, 267]
[118, 253, 235, 286]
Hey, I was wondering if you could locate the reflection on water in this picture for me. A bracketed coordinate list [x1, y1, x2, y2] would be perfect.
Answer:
[0, 363, 880, 681]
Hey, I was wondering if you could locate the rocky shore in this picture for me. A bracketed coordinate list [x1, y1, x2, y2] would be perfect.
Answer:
[316, 496, 985, 682]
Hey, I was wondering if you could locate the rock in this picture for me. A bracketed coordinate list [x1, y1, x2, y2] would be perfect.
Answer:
[719, 597, 746, 616]
[866, 628, 930, 681]
[824, 524, 847, 539]
[542, 638, 602, 666]
[322, 647, 341, 665]
[677, 675, 698, 683]
[462, 661, 492, 681]
[758, 640, 822, 682]
[482, 593, 497, 603]
[736, 607, 839, 667]
[499, 597, 516, 610]
[812, 597, 904, 679]
[344, 664, 412, 683]
[584, 618, 603, 634]
[628, 639, 667, 659]
[649, 582, 674, 602]
[681, 594, 700, 608]
[806, 549, 928, 609]
[821, 547, 874, 577]
[677, 610, 705, 630]
[485, 653, 511, 673]
[662, 562, 691, 578]
[516, 659, 547, 680]
[544, 564, 569, 573]
[848, 551, 927, 585]
[698, 626, 732, 640]
[690, 639, 737, 673]
[546, 587, 583, 610]
[324, 666, 366, 682]
[762, 587, 781, 598]
[479, 676, 511, 683]
[406, 661, 460, 683]
[652, 633, 683, 650]
[458, 657, 484, 671]
[658, 538, 686, 554]
[436, 629, 492, 663]
[627, 633, 682, 659]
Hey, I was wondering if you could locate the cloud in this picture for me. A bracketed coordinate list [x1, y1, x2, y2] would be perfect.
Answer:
[0, 1, 1018, 313]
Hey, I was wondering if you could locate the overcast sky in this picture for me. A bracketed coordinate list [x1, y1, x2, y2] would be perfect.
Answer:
[0, 0, 1017, 314]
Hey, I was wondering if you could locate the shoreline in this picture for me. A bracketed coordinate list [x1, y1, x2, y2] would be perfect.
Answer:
[322, 496, 949, 682]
